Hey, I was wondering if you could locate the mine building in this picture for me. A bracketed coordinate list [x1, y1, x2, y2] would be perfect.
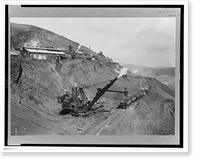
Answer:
[10, 48, 20, 57]
[78, 52, 93, 60]
[19, 46, 68, 60]
[93, 51, 113, 62]
[93, 54, 113, 62]
[97, 57, 113, 62]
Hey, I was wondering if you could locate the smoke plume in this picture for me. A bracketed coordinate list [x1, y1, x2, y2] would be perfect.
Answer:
[118, 67, 128, 78]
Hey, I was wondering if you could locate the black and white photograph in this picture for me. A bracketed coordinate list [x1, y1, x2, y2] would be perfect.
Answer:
[3, 2, 188, 151]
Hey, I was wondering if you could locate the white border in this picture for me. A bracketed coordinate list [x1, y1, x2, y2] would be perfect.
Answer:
[0, 0, 189, 153]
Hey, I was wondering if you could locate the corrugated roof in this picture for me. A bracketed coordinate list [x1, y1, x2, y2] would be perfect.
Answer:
[25, 48, 65, 55]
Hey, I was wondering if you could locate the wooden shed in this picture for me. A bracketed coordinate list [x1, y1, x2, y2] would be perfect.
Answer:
[20, 46, 67, 60]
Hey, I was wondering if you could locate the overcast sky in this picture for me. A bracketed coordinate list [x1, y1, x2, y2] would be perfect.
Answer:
[11, 17, 175, 67]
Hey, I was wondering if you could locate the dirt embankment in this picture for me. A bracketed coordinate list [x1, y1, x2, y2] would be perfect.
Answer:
[134, 86, 175, 135]
[10, 57, 175, 136]
[11, 57, 148, 135]
[84, 87, 175, 136]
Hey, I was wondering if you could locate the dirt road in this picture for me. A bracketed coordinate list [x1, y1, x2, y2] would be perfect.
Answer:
[80, 103, 140, 135]
[96, 103, 140, 135]
[80, 95, 174, 136]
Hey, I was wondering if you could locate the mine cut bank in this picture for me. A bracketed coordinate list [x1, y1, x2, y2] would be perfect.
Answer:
[10, 56, 175, 135]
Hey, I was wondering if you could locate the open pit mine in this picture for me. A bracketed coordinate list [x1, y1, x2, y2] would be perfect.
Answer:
[10, 22, 175, 135]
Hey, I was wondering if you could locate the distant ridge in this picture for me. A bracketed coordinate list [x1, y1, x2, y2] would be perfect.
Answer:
[121, 63, 175, 77]
[121, 63, 175, 90]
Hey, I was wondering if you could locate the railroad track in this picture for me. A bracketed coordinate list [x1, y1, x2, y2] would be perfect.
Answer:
[80, 105, 122, 135]
[80, 93, 146, 135]
[95, 108, 126, 136]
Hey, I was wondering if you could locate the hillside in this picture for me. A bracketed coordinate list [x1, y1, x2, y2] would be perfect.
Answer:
[121, 63, 175, 77]
[10, 22, 175, 136]
[121, 63, 175, 89]
[10, 22, 94, 54]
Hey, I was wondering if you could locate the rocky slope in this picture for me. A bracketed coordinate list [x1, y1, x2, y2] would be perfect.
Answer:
[10, 22, 94, 54]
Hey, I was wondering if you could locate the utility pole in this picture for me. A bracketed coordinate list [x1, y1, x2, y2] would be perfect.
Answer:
[89, 46, 91, 55]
